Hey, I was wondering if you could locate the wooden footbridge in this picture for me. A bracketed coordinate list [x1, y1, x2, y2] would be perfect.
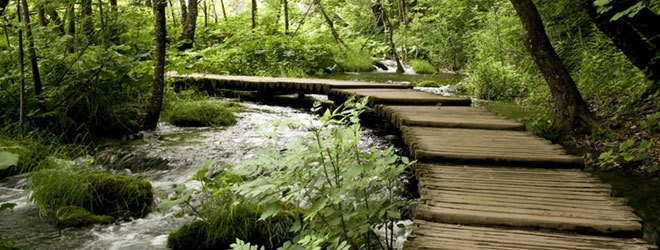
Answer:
[167, 72, 656, 249]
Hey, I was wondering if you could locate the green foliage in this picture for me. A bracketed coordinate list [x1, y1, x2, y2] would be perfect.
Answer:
[0, 151, 19, 170]
[411, 60, 437, 74]
[0, 203, 16, 212]
[335, 49, 376, 73]
[28, 163, 153, 218]
[477, 101, 553, 135]
[644, 112, 660, 133]
[0, 238, 22, 250]
[229, 97, 416, 249]
[598, 140, 653, 168]
[163, 100, 238, 127]
[56, 206, 114, 227]
[162, 161, 298, 250]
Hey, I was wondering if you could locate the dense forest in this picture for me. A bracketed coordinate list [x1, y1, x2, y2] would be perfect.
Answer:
[1, 0, 659, 249]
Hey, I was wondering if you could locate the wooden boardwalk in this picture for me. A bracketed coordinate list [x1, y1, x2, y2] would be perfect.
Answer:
[167, 72, 656, 249]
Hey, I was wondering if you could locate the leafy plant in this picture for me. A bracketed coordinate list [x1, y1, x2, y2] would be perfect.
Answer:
[598, 140, 653, 168]
[644, 112, 660, 133]
[228, 97, 416, 249]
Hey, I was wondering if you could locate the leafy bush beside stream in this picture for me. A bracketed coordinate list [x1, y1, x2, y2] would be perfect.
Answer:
[160, 98, 416, 249]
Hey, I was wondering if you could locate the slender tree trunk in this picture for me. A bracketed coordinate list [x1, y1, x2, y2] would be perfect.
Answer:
[81, 0, 93, 36]
[146, 0, 166, 130]
[67, 3, 75, 53]
[178, 0, 197, 50]
[180, 0, 187, 24]
[16, 4, 25, 128]
[376, 0, 403, 73]
[510, 0, 597, 132]
[168, 0, 178, 26]
[251, 0, 256, 29]
[210, 0, 217, 23]
[37, 2, 48, 26]
[317, 0, 346, 47]
[98, 0, 105, 31]
[203, 0, 207, 26]
[583, 1, 660, 94]
[0, 0, 9, 17]
[219, 0, 226, 20]
[284, 0, 288, 32]
[20, 0, 45, 111]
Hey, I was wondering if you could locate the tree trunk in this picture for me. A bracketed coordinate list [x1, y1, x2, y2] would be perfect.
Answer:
[0, 0, 9, 17]
[251, 0, 256, 29]
[178, 0, 197, 50]
[81, 0, 93, 36]
[98, 0, 105, 31]
[67, 3, 75, 53]
[16, 2, 25, 128]
[203, 0, 207, 26]
[510, 0, 597, 132]
[145, 0, 167, 130]
[145, 0, 152, 8]
[219, 0, 226, 21]
[37, 2, 48, 26]
[376, 0, 403, 73]
[180, 0, 187, 24]
[583, 1, 660, 93]
[20, 0, 45, 111]
[284, 0, 288, 32]
[210, 0, 217, 23]
[317, 0, 346, 47]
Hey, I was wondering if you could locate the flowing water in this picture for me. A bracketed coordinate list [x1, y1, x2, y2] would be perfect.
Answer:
[0, 99, 415, 249]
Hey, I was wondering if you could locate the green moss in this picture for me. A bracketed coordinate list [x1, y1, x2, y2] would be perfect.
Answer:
[415, 80, 440, 87]
[336, 49, 375, 72]
[411, 59, 437, 74]
[83, 172, 154, 217]
[167, 204, 300, 250]
[164, 100, 238, 127]
[56, 206, 114, 227]
[29, 166, 154, 218]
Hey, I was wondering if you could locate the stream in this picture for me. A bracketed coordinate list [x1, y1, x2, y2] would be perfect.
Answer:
[0, 98, 414, 250]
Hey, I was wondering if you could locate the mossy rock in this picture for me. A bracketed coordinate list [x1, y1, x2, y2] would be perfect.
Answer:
[167, 206, 301, 250]
[167, 101, 237, 127]
[83, 172, 154, 218]
[57, 206, 114, 227]
[411, 59, 437, 74]
[415, 80, 440, 87]
[373, 60, 388, 70]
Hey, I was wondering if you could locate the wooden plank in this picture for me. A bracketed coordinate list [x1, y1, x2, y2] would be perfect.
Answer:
[377, 105, 525, 130]
[404, 221, 656, 250]
[329, 88, 471, 106]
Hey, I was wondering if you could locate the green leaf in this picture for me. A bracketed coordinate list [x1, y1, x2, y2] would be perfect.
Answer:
[619, 140, 635, 151]
[259, 202, 282, 221]
[386, 210, 401, 219]
[0, 151, 19, 170]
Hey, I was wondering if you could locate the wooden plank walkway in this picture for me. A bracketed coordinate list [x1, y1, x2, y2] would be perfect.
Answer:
[166, 73, 655, 249]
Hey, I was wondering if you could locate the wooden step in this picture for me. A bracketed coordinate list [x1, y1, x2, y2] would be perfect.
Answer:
[404, 221, 656, 250]
[375, 105, 525, 130]
[414, 164, 643, 237]
[166, 72, 411, 94]
[329, 88, 472, 106]
[401, 127, 583, 167]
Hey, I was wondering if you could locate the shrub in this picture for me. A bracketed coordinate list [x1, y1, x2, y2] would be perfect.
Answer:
[411, 59, 438, 74]
[28, 164, 153, 218]
[164, 100, 237, 127]
[167, 203, 300, 250]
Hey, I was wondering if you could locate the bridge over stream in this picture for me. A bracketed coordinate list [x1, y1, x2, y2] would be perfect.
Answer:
[167, 72, 656, 249]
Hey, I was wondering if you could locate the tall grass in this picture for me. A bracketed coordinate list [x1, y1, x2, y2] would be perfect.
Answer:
[411, 59, 437, 74]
